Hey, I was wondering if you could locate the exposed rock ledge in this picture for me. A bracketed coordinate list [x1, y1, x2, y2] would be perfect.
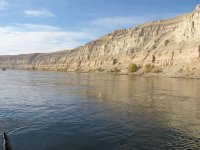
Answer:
[1, 5, 200, 78]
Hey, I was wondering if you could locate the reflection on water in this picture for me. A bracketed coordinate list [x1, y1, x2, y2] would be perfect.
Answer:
[0, 70, 199, 150]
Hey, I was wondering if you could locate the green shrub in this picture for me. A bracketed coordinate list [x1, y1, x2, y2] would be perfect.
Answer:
[153, 68, 163, 74]
[128, 63, 139, 73]
[144, 64, 153, 73]
[111, 67, 121, 73]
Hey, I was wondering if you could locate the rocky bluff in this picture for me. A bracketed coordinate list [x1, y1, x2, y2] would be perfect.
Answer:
[1, 5, 200, 78]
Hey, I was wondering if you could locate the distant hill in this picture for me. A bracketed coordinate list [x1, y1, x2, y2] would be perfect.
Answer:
[1, 5, 200, 78]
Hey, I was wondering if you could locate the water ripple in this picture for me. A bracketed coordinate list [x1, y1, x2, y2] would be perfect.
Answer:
[0, 70, 199, 150]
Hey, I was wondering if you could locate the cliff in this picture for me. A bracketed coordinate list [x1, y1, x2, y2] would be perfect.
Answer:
[1, 5, 200, 78]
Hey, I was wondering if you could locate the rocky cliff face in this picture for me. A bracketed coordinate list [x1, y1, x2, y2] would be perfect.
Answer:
[1, 5, 200, 78]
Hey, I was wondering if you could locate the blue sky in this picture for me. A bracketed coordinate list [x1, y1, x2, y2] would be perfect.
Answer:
[0, 0, 199, 55]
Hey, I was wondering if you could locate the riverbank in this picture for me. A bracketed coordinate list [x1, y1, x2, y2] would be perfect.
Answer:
[2, 67, 200, 80]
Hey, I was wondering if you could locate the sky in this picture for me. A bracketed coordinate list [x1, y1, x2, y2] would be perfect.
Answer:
[0, 0, 199, 55]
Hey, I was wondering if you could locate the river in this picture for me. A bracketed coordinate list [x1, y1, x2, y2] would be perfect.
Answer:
[0, 70, 199, 150]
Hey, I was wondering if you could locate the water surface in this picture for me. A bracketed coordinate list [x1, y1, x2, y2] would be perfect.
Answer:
[0, 70, 200, 150]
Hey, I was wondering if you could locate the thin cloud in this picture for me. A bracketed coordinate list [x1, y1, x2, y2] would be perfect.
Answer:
[90, 13, 179, 29]
[90, 16, 154, 27]
[13, 23, 63, 31]
[88, 15, 158, 37]
[24, 9, 56, 17]
[0, 0, 8, 10]
[0, 24, 94, 55]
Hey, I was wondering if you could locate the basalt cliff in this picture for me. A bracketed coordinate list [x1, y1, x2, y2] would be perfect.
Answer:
[1, 5, 200, 78]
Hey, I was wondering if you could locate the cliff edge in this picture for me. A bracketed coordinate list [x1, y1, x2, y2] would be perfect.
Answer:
[1, 5, 200, 78]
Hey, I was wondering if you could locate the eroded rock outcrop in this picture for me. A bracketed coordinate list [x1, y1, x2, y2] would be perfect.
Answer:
[1, 5, 200, 78]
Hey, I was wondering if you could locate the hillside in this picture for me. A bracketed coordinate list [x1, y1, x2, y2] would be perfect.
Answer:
[1, 5, 200, 78]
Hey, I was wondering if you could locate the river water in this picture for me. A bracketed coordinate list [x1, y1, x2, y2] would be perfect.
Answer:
[0, 70, 199, 150]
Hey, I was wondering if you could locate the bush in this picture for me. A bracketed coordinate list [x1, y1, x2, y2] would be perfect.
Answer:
[144, 64, 153, 73]
[128, 64, 139, 73]
[153, 68, 163, 74]
[111, 67, 121, 73]
[97, 68, 104, 72]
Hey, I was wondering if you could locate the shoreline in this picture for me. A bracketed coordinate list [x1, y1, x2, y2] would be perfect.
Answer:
[3, 68, 200, 80]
